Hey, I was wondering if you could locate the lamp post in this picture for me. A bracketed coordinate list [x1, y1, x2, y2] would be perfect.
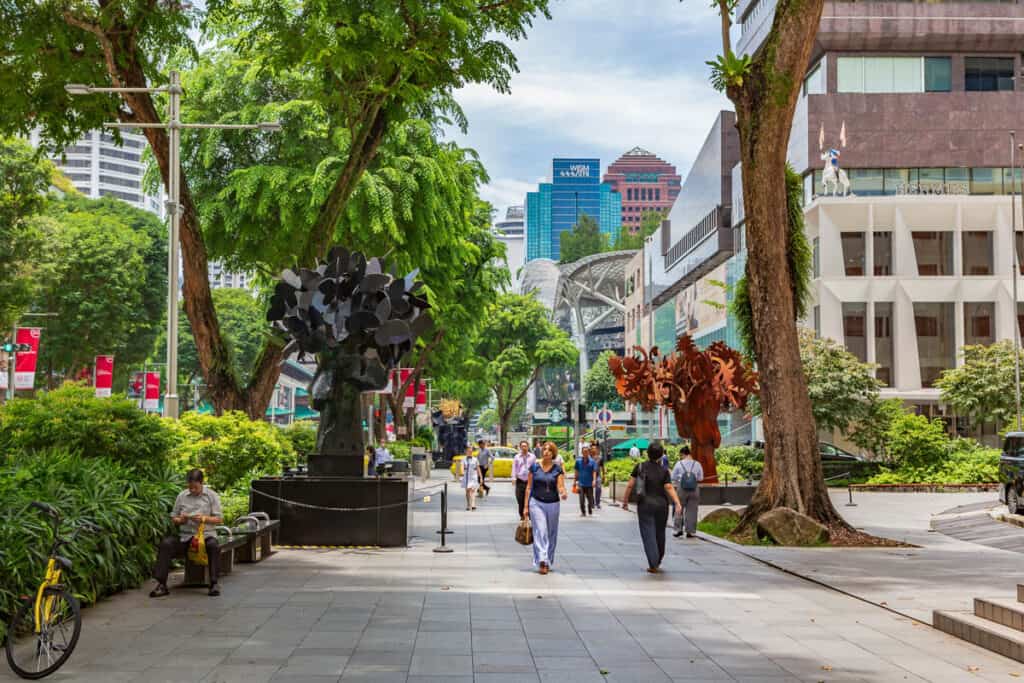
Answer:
[66, 71, 280, 418]
[1012, 132, 1022, 431]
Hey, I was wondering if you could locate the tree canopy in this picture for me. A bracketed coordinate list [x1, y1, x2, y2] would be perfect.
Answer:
[559, 214, 608, 264]
[936, 341, 1024, 433]
[584, 350, 622, 408]
[614, 209, 664, 251]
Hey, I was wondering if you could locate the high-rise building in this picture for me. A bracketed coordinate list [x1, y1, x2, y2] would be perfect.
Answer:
[494, 205, 525, 291]
[207, 262, 252, 290]
[32, 129, 164, 217]
[603, 147, 681, 231]
[525, 158, 621, 261]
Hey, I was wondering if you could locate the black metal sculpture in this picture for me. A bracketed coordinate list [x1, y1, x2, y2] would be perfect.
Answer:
[268, 247, 431, 475]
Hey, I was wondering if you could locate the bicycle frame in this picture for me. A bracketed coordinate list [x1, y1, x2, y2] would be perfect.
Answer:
[32, 558, 62, 634]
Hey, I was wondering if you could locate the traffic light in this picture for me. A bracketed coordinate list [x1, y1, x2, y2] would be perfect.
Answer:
[1, 342, 30, 353]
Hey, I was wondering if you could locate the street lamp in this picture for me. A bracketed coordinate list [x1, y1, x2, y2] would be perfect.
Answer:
[1012, 132, 1023, 431]
[67, 70, 280, 418]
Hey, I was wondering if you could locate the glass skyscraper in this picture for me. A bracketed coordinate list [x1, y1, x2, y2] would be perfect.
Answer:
[526, 158, 620, 261]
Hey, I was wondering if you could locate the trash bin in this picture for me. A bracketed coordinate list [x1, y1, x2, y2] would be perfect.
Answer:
[412, 450, 430, 480]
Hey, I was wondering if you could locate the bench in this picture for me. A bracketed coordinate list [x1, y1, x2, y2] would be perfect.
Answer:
[182, 529, 250, 587]
[232, 513, 280, 563]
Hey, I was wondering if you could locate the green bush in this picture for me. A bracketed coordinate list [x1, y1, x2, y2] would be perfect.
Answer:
[0, 450, 179, 639]
[867, 441, 999, 485]
[887, 412, 949, 469]
[0, 384, 176, 467]
[170, 411, 298, 492]
[715, 446, 764, 479]
[280, 420, 317, 459]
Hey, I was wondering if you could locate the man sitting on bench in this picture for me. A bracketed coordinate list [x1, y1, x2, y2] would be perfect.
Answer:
[150, 468, 223, 598]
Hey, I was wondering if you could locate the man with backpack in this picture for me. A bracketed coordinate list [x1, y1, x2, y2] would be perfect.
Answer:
[671, 445, 704, 538]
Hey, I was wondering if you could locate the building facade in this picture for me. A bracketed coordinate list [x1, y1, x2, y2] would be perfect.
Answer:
[494, 205, 526, 291]
[525, 158, 621, 261]
[603, 147, 682, 231]
[207, 262, 252, 290]
[33, 129, 164, 216]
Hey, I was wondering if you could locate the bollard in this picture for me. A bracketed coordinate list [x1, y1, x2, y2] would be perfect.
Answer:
[433, 482, 454, 553]
[846, 484, 858, 507]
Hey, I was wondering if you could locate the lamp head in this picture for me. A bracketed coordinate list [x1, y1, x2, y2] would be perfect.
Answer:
[258, 121, 282, 132]
[64, 84, 92, 96]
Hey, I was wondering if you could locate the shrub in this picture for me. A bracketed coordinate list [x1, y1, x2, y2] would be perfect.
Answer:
[0, 384, 176, 468]
[170, 411, 298, 492]
[867, 441, 999, 484]
[886, 412, 949, 469]
[715, 446, 763, 479]
[280, 420, 317, 459]
[0, 450, 179, 639]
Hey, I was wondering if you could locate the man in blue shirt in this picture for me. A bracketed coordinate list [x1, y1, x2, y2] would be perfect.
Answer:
[574, 449, 598, 516]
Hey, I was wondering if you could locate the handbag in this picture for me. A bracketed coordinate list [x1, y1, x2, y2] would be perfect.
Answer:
[515, 518, 533, 545]
[634, 462, 647, 500]
[187, 520, 208, 566]
[572, 482, 579, 494]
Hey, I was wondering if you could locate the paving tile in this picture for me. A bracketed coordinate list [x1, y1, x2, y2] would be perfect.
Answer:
[408, 652, 472, 676]
[202, 664, 282, 683]
[275, 655, 349, 677]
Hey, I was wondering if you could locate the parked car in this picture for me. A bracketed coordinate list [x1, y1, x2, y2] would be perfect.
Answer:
[999, 432, 1024, 514]
[819, 442, 867, 463]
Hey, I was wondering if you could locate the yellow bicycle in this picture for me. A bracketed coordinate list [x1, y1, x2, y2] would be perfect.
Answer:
[4, 502, 99, 680]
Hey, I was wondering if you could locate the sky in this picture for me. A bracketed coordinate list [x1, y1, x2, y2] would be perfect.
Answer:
[448, 0, 732, 219]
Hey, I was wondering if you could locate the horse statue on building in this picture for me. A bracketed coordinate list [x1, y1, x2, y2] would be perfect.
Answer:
[820, 148, 851, 197]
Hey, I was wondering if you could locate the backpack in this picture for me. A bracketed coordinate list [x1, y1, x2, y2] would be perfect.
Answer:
[679, 461, 699, 491]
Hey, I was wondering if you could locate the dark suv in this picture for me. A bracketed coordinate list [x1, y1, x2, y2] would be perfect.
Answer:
[999, 432, 1024, 514]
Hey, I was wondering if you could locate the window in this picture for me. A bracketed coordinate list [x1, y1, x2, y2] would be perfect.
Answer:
[813, 237, 820, 278]
[655, 189, 660, 201]
[100, 174, 140, 189]
[843, 303, 867, 363]
[970, 168, 1002, 195]
[838, 56, 923, 93]
[59, 158, 91, 169]
[62, 145, 91, 155]
[840, 232, 866, 276]
[914, 302, 955, 388]
[804, 60, 825, 95]
[837, 57, 864, 92]
[912, 232, 953, 275]
[100, 147, 140, 162]
[925, 57, 952, 92]
[964, 302, 995, 346]
[884, 168, 914, 195]
[99, 189, 140, 203]
[849, 169, 884, 196]
[965, 57, 1014, 92]
[962, 231, 993, 275]
[874, 232, 892, 276]
[875, 303, 894, 387]
[100, 161, 139, 175]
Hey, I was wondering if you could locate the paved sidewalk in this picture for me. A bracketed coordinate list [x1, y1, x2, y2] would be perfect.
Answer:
[4, 482, 1023, 683]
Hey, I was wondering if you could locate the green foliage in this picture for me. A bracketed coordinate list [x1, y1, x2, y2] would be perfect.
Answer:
[0, 137, 57, 333]
[707, 51, 754, 92]
[867, 443, 999, 485]
[615, 209, 666, 252]
[885, 412, 951, 470]
[0, 384, 176, 468]
[0, 450, 180, 639]
[584, 351, 621, 407]
[36, 196, 167, 385]
[477, 408, 498, 432]
[281, 420, 317, 459]
[715, 446, 764, 479]
[604, 458, 640, 481]
[731, 164, 809, 358]
[559, 214, 608, 263]
[170, 411, 298, 492]
[848, 397, 906, 460]
[937, 341, 1024, 431]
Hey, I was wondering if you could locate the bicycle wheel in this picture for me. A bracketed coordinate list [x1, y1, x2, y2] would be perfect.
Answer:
[5, 588, 81, 679]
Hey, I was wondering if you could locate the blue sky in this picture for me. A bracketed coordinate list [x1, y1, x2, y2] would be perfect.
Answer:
[449, 0, 732, 217]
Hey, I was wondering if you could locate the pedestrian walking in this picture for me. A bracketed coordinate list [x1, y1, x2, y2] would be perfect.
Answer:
[593, 444, 606, 510]
[523, 441, 568, 574]
[629, 442, 641, 460]
[477, 439, 492, 498]
[513, 440, 536, 518]
[574, 446, 598, 516]
[621, 442, 682, 573]
[672, 445, 704, 538]
[460, 446, 480, 511]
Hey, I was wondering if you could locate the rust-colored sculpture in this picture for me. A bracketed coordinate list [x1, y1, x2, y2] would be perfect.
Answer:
[608, 336, 759, 483]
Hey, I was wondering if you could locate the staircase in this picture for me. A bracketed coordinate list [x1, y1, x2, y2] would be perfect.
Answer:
[934, 589, 1024, 662]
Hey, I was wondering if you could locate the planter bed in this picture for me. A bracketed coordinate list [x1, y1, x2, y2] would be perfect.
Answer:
[847, 483, 999, 493]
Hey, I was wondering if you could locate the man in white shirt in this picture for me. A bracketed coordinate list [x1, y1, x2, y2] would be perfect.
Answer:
[629, 443, 641, 460]
[671, 445, 704, 538]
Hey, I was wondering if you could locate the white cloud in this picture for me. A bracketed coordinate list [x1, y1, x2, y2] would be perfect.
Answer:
[481, 178, 536, 212]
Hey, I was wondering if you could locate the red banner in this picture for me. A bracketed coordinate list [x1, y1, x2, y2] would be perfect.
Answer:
[94, 356, 114, 398]
[143, 372, 160, 412]
[14, 328, 41, 390]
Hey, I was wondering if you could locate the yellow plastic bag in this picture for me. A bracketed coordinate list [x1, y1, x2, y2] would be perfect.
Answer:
[188, 520, 208, 566]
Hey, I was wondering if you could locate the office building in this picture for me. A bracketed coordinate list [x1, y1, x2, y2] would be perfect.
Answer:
[208, 262, 252, 290]
[603, 147, 681, 231]
[33, 129, 164, 216]
[494, 205, 526, 291]
[525, 158, 621, 261]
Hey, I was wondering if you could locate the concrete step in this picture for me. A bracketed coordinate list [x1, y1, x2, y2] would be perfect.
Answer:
[976, 597, 1024, 632]
[934, 610, 1024, 662]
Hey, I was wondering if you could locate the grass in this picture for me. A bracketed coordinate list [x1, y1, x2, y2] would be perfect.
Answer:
[697, 515, 777, 546]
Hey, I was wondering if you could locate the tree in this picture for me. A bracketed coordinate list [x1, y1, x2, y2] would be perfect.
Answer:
[849, 397, 905, 461]
[559, 214, 608, 263]
[584, 350, 621, 407]
[797, 330, 881, 435]
[0, 138, 56, 334]
[1, 0, 550, 418]
[467, 293, 578, 443]
[936, 341, 1024, 435]
[36, 197, 165, 385]
[477, 408, 498, 433]
[615, 209, 666, 251]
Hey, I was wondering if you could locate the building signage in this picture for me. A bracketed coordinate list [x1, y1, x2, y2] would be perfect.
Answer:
[894, 181, 969, 196]
[94, 355, 114, 398]
[143, 372, 161, 412]
[559, 164, 591, 178]
[14, 328, 41, 390]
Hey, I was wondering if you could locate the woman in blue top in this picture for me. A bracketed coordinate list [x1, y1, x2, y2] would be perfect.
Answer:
[523, 441, 568, 574]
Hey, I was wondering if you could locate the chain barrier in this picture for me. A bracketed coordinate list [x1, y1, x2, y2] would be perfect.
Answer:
[249, 481, 446, 513]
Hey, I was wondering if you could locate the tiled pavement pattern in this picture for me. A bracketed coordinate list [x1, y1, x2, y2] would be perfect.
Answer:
[4, 483, 1024, 683]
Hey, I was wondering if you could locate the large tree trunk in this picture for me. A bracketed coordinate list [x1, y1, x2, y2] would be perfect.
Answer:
[727, 0, 848, 530]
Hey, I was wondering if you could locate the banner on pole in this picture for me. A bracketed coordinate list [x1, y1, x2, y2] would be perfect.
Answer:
[94, 356, 114, 397]
[14, 328, 41, 390]
[144, 372, 161, 412]
[127, 371, 145, 400]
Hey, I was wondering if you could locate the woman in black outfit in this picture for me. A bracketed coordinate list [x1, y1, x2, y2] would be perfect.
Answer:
[621, 442, 682, 573]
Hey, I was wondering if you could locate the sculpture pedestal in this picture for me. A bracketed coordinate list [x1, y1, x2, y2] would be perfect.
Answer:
[250, 475, 409, 547]
[308, 454, 364, 477]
